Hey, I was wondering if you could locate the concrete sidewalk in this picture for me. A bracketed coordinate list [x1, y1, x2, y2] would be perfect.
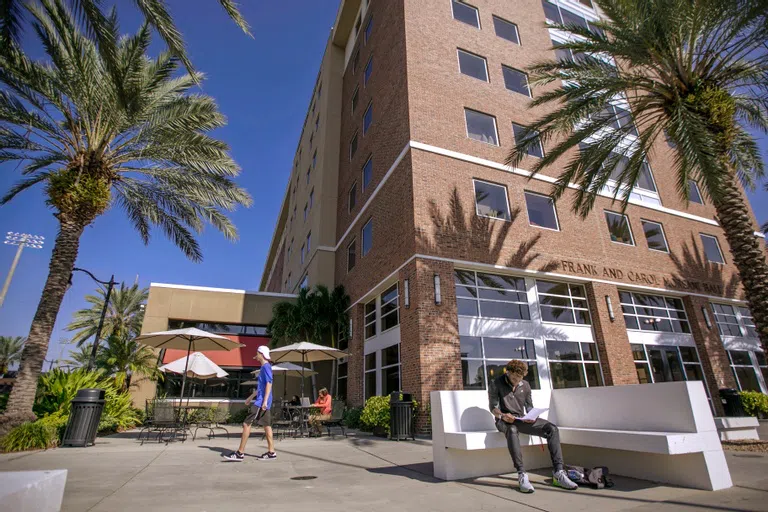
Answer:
[1, 428, 767, 512]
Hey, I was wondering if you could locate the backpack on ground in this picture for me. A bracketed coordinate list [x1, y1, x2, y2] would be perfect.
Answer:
[565, 465, 614, 489]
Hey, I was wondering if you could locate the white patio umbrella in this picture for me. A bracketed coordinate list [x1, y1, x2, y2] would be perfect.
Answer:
[252, 363, 317, 398]
[160, 352, 228, 379]
[268, 342, 348, 401]
[136, 327, 243, 405]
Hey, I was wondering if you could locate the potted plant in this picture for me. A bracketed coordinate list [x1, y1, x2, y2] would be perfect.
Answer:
[360, 396, 391, 437]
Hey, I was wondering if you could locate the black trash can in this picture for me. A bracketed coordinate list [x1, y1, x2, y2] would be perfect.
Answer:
[719, 388, 746, 417]
[63, 388, 106, 447]
[389, 391, 415, 441]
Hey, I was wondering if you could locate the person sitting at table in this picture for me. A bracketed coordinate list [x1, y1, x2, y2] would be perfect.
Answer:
[308, 388, 332, 435]
[289, 395, 301, 406]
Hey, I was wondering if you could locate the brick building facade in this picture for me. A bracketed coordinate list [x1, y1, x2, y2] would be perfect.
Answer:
[260, 0, 768, 429]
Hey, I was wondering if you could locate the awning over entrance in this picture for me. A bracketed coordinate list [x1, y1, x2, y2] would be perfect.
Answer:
[162, 335, 269, 367]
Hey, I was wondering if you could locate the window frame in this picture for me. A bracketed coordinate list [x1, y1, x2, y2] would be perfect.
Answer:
[451, 0, 480, 29]
[349, 131, 359, 161]
[363, 101, 373, 136]
[364, 55, 373, 87]
[380, 283, 400, 333]
[524, 191, 560, 231]
[348, 181, 357, 213]
[492, 15, 521, 45]
[473, 179, 512, 222]
[457, 48, 489, 82]
[455, 270, 531, 322]
[351, 86, 359, 114]
[300, 275, 309, 290]
[535, 280, 591, 326]
[688, 180, 704, 204]
[512, 123, 544, 158]
[361, 218, 373, 256]
[604, 210, 635, 246]
[364, 299, 377, 340]
[619, 291, 691, 334]
[347, 238, 357, 272]
[546, 340, 604, 389]
[640, 219, 669, 253]
[362, 155, 373, 191]
[460, 336, 540, 391]
[501, 65, 531, 97]
[700, 234, 725, 264]
[464, 108, 500, 146]
[727, 350, 767, 393]
[364, 15, 373, 44]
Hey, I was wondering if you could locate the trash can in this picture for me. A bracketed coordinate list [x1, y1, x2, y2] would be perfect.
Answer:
[719, 388, 746, 417]
[389, 391, 415, 441]
[63, 388, 106, 447]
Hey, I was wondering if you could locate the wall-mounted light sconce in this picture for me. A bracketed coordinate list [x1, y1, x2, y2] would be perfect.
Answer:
[404, 278, 410, 308]
[605, 295, 615, 322]
[702, 306, 712, 329]
[434, 274, 442, 305]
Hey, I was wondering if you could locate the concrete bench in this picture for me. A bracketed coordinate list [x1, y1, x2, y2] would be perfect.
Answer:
[0, 470, 67, 511]
[431, 382, 732, 490]
[714, 416, 760, 441]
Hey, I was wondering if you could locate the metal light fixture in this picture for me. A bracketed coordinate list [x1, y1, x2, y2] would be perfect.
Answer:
[605, 295, 615, 322]
[702, 306, 712, 329]
[434, 274, 442, 305]
[404, 278, 410, 308]
[1, 232, 45, 307]
[69, 268, 117, 370]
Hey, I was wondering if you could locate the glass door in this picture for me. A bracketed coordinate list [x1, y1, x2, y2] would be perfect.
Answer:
[647, 346, 686, 383]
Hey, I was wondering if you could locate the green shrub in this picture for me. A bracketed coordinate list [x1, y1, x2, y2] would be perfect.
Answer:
[739, 391, 768, 417]
[227, 407, 250, 424]
[343, 406, 363, 429]
[101, 386, 141, 431]
[34, 368, 105, 417]
[0, 393, 8, 412]
[1, 421, 58, 452]
[360, 396, 391, 433]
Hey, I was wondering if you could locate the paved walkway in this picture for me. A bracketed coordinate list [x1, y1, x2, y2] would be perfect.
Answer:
[1, 428, 767, 512]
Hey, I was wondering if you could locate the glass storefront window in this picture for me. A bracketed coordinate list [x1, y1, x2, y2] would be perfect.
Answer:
[455, 270, 530, 321]
[620, 291, 691, 333]
[536, 280, 590, 325]
[728, 350, 767, 393]
[460, 335, 539, 390]
[546, 340, 603, 389]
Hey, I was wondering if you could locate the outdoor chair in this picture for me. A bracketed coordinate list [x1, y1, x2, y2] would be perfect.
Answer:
[147, 401, 186, 444]
[137, 399, 157, 443]
[265, 403, 297, 441]
[192, 406, 229, 441]
[322, 401, 347, 438]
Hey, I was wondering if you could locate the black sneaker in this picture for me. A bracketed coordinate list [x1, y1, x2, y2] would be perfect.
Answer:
[222, 451, 244, 461]
[255, 452, 277, 461]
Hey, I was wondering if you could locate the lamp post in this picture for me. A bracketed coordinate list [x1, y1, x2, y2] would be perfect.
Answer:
[69, 268, 116, 371]
[0, 232, 45, 307]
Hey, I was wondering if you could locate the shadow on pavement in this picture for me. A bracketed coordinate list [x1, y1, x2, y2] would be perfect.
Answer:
[367, 462, 439, 484]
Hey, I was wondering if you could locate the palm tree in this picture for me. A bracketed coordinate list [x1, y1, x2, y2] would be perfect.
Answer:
[98, 334, 161, 391]
[62, 343, 97, 369]
[0, 1, 251, 431]
[0, 336, 25, 375]
[0, 0, 251, 76]
[66, 283, 147, 346]
[507, 0, 768, 346]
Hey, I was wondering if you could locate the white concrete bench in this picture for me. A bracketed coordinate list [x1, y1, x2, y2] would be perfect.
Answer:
[431, 382, 732, 490]
[0, 470, 67, 511]
[714, 416, 760, 441]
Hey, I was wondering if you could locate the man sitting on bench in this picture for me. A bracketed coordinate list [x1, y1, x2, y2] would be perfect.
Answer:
[490, 360, 578, 493]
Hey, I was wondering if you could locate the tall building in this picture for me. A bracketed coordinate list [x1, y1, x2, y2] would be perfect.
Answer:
[260, 0, 767, 426]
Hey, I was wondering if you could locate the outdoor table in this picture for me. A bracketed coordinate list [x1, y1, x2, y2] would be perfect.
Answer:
[282, 405, 319, 437]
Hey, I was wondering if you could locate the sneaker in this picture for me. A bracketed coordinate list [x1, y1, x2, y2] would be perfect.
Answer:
[518, 472, 535, 493]
[222, 451, 244, 462]
[255, 452, 277, 461]
[553, 470, 578, 490]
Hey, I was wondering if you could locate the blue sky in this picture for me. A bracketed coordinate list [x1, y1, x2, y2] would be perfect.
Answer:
[0, 1, 766, 366]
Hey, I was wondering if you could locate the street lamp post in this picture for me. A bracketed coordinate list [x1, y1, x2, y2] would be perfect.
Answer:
[69, 268, 116, 371]
[0, 232, 45, 307]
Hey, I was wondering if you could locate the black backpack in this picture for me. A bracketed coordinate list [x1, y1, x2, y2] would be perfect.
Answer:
[565, 465, 615, 489]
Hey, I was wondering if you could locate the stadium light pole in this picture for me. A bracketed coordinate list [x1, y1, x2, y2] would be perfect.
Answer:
[0, 232, 45, 308]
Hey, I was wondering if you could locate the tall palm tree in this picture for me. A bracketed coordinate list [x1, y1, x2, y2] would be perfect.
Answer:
[507, 0, 768, 346]
[0, 0, 252, 76]
[98, 333, 160, 391]
[66, 283, 147, 346]
[0, 336, 25, 375]
[0, 0, 251, 431]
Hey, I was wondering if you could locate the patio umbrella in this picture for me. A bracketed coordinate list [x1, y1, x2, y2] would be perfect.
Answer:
[136, 327, 243, 405]
[252, 363, 317, 398]
[268, 342, 348, 401]
[159, 352, 228, 380]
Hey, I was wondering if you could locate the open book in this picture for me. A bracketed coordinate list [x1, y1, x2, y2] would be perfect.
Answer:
[518, 407, 548, 422]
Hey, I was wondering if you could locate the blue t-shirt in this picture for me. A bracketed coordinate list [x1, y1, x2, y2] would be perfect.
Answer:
[253, 362, 273, 408]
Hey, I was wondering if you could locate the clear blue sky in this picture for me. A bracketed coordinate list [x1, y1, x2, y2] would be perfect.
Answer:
[0, 1, 766, 366]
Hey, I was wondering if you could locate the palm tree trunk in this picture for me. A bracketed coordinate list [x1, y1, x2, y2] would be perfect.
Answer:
[713, 172, 768, 349]
[0, 218, 85, 435]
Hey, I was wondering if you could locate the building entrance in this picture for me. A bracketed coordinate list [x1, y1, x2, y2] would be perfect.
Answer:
[648, 346, 686, 383]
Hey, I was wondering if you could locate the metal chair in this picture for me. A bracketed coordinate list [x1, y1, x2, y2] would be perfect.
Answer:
[153, 401, 186, 444]
[323, 401, 347, 438]
[192, 406, 230, 440]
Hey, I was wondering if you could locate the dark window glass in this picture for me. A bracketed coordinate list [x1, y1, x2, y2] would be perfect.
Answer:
[363, 103, 373, 134]
[484, 338, 536, 360]
[540, 306, 575, 324]
[353, 48, 360, 74]
[550, 362, 586, 389]
[641, 220, 668, 252]
[365, 353, 376, 371]
[458, 49, 488, 81]
[350, 133, 358, 160]
[679, 347, 699, 363]
[512, 123, 544, 157]
[383, 366, 400, 395]
[700, 235, 724, 264]
[525, 192, 558, 229]
[457, 298, 479, 316]
[364, 57, 373, 85]
[462, 359, 486, 389]
[561, 7, 589, 29]
[755, 352, 766, 366]
[460, 336, 483, 359]
[637, 162, 657, 192]
[614, 106, 639, 136]
[477, 273, 525, 290]
[362, 219, 373, 256]
[552, 39, 572, 62]
[546, 341, 582, 361]
[337, 375, 347, 399]
[584, 364, 604, 386]
[365, 371, 376, 400]
[352, 88, 359, 113]
[452, 0, 480, 27]
[465, 109, 499, 145]
[454, 269, 477, 286]
[455, 285, 477, 298]
[364, 16, 373, 43]
[730, 351, 752, 366]
[474, 180, 510, 220]
[349, 183, 357, 211]
[362, 157, 373, 190]
[542, 0, 562, 23]
[479, 301, 530, 320]
[631, 344, 646, 361]
[338, 361, 348, 378]
[493, 16, 520, 44]
[636, 363, 652, 384]
[735, 367, 761, 392]
[382, 344, 399, 367]
[605, 211, 634, 245]
[347, 240, 356, 272]
[486, 363, 540, 390]
[502, 66, 531, 96]
[684, 364, 704, 382]
[689, 180, 704, 204]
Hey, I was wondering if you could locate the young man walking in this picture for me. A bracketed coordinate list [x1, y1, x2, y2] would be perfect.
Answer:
[489, 360, 578, 493]
[223, 345, 275, 461]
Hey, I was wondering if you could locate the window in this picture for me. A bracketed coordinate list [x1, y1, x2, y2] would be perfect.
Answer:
[347, 239, 356, 272]
[381, 284, 400, 332]
[169, 320, 268, 337]
[312, 150, 317, 169]
[355, 13, 362, 36]
[364, 352, 376, 399]
[363, 102, 373, 135]
[728, 350, 766, 393]
[620, 291, 691, 333]
[300, 244, 305, 264]
[457, 49, 488, 81]
[711, 303, 758, 338]
[493, 16, 520, 44]
[317, 83, 322, 99]
[364, 56, 373, 86]
[593, 104, 639, 136]
[309, 189, 314, 209]
[632, 344, 706, 386]
[547, 340, 603, 389]
[349, 132, 358, 160]
[351, 87, 359, 113]
[365, 300, 377, 339]
[700, 234, 724, 264]
[580, 145, 656, 192]
[473, 180, 511, 221]
[300, 275, 309, 290]
[641, 220, 669, 253]
[543, 0, 598, 30]
[451, 0, 480, 28]
[161, 368, 259, 400]
[303, 203, 308, 222]
[362, 218, 373, 256]
[352, 48, 360, 74]
[315, 116, 319, 131]
[306, 232, 311, 254]
[349, 182, 357, 212]
[502, 66, 531, 97]
[689, 180, 704, 204]
[551, 38, 587, 64]
[381, 344, 401, 396]
[461, 336, 540, 391]
[605, 211, 634, 245]
[455, 270, 530, 320]
[536, 280, 590, 325]
[524, 191, 559, 230]
[364, 16, 373, 43]
[512, 123, 544, 157]
[362, 156, 373, 190]
[465, 108, 499, 145]
[306, 167, 311, 185]
[309, 132, 313, 148]
[337, 359, 348, 400]
[286, 242, 292, 263]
